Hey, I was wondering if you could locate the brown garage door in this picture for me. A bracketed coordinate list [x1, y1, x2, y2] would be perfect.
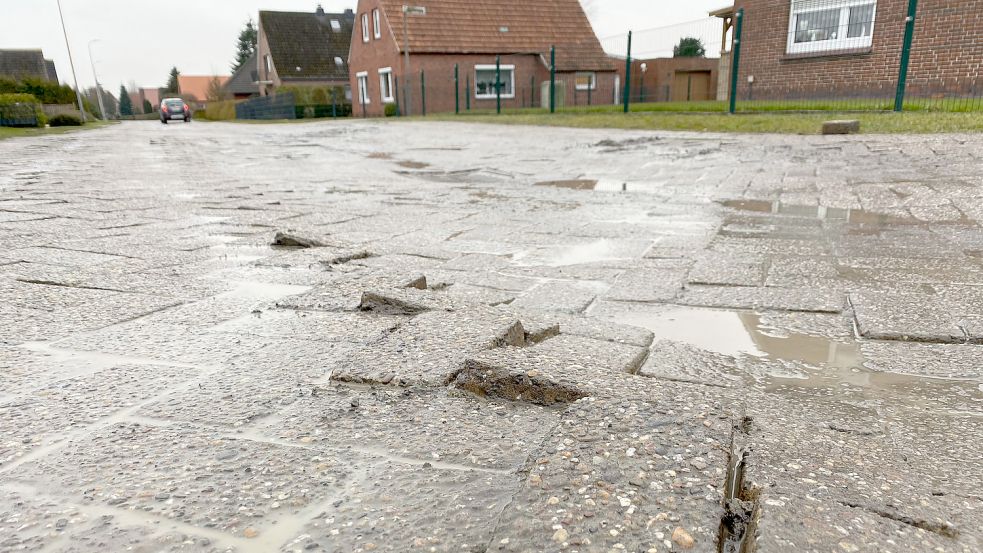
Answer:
[672, 71, 712, 102]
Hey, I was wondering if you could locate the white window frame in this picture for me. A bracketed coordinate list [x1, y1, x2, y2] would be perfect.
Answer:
[361, 13, 370, 42]
[474, 64, 515, 99]
[264, 54, 273, 76]
[575, 72, 596, 91]
[786, 0, 877, 55]
[373, 9, 382, 39]
[378, 67, 394, 103]
[356, 71, 370, 104]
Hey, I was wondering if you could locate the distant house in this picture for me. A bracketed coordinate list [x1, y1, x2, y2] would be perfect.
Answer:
[177, 75, 231, 108]
[257, 6, 356, 96]
[720, 1, 983, 101]
[348, 0, 616, 116]
[225, 53, 261, 99]
[0, 49, 59, 82]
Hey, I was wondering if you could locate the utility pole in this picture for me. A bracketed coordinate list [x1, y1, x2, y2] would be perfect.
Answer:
[57, 0, 87, 122]
[88, 40, 107, 120]
[401, 5, 426, 117]
[402, 7, 411, 116]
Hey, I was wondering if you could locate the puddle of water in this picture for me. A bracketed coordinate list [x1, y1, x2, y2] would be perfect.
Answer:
[609, 307, 861, 368]
[515, 239, 629, 267]
[720, 199, 925, 225]
[217, 281, 310, 301]
[367, 152, 393, 159]
[396, 160, 430, 169]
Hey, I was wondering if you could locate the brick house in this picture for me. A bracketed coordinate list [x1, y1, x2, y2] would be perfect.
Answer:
[257, 7, 355, 97]
[348, 0, 617, 116]
[725, 1, 983, 101]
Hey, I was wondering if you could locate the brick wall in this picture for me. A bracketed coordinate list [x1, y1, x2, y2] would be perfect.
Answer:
[348, 0, 616, 115]
[614, 57, 720, 103]
[732, 0, 982, 101]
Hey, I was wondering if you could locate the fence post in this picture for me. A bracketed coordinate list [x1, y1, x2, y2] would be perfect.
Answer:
[420, 69, 426, 116]
[895, 0, 919, 112]
[588, 78, 592, 106]
[623, 31, 632, 113]
[496, 56, 502, 114]
[454, 64, 460, 114]
[549, 45, 556, 113]
[466, 75, 471, 111]
[728, 8, 744, 114]
[331, 88, 337, 118]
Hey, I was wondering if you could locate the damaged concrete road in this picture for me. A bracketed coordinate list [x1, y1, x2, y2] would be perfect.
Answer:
[1, 121, 982, 552]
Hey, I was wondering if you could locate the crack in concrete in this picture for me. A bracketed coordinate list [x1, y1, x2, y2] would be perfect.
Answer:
[838, 500, 960, 539]
[718, 416, 759, 553]
[15, 278, 135, 295]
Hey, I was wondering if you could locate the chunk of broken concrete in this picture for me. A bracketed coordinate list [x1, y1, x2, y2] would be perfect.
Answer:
[272, 231, 326, 248]
[821, 120, 861, 135]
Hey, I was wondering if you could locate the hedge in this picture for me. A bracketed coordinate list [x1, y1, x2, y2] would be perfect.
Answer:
[0, 93, 46, 128]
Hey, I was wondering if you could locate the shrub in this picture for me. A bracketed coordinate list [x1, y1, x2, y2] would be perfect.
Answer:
[48, 113, 84, 127]
[198, 99, 237, 121]
[385, 103, 398, 117]
[0, 93, 45, 127]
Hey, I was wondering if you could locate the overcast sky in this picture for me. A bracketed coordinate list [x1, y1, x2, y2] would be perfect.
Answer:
[1, 0, 728, 93]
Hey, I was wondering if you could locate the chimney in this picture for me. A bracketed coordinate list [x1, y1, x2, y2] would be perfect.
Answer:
[316, 4, 325, 16]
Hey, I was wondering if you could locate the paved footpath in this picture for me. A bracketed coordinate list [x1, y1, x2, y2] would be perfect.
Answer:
[0, 120, 981, 553]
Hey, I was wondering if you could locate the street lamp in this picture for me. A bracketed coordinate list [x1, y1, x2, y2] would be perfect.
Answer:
[57, 0, 87, 122]
[401, 5, 426, 116]
[88, 39, 108, 120]
[640, 62, 648, 103]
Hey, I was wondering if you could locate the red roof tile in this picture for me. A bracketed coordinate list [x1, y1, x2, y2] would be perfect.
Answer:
[378, 0, 614, 71]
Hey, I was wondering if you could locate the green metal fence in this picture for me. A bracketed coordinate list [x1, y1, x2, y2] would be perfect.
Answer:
[370, 0, 979, 118]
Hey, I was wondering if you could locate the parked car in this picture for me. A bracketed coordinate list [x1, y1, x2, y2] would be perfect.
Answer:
[160, 98, 191, 124]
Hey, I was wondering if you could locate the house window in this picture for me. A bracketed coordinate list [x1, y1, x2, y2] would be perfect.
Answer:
[378, 68, 394, 103]
[361, 13, 370, 42]
[330, 19, 341, 32]
[264, 55, 273, 76]
[356, 72, 370, 104]
[474, 65, 515, 99]
[787, 0, 876, 54]
[575, 72, 596, 91]
[373, 9, 382, 39]
[335, 56, 344, 67]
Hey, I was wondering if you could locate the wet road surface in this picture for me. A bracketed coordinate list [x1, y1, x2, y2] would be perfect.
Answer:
[1, 120, 981, 552]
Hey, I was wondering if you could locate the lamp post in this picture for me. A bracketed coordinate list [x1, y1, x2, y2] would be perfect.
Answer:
[401, 5, 426, 116]
[57, 0, 87, 122]
[87, 39, 107, 120]
[640, 62, 648, 103]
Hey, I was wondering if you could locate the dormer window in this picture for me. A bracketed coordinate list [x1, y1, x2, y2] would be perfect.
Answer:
[330, 19, 341, 32]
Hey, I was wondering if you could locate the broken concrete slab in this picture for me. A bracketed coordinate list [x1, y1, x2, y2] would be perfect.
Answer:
[455, 335, 650, 405]
[330, 308, 530, 387]
[487, 380, 737, 553]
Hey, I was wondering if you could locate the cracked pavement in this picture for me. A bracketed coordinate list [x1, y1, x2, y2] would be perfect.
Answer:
[1, 120, 982, 553]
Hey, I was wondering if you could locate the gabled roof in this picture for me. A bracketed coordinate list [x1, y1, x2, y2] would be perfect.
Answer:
[260, 9, 355, 81]
[177, 75, 229, 101]
[226, 52, 260, 96]
[377, 0, 613, 72]
[0, 49, 53, 81]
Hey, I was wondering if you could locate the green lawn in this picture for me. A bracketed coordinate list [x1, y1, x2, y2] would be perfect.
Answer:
[425, 111, 983, 134]
[0, 120, 117, 141]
